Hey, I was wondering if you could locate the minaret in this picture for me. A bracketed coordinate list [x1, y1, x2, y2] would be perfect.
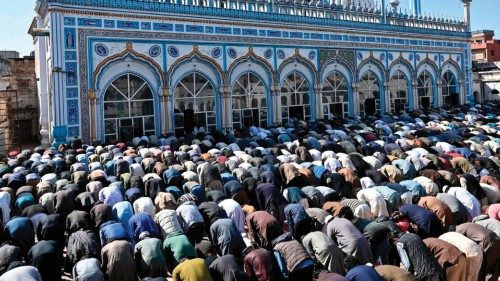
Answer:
[461, 0, 472, 32]
[390, 0, 399, 13]
[409, 0, 420, 15]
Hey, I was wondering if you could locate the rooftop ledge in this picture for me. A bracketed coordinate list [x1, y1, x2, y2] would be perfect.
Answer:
[43, 0, 470, 38]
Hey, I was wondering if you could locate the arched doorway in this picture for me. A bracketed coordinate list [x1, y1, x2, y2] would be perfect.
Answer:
[231, 72, 267, 129]
[173, 72, 216, 135]
[357, 70, 380, 116]
[441, 70, 459, 107]
[280, 70, 311, 123]
[388, 70, 408, 114]
[322, 71, 348, 119]
[417, 71, 434, 109]
[103, 73, 155, 143]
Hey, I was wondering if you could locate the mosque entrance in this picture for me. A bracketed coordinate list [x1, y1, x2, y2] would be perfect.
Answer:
[364, 98, 376, 116]
[450, 93, 460, 107]
[289, 105, 305, 120]
[103, 73, 156, 143]
[173, 72, 216, 135]
[420, 97, 431, 108]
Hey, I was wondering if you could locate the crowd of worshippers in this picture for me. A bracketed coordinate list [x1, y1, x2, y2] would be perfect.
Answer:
[0, 102, 499, 281]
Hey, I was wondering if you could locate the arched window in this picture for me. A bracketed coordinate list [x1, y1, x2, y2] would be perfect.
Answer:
[441, 70, 458, 106]
[357, 70, 380, 116]
[417, 71, 434, 108]
[103, 73, 155, 143]
[173, 72, 216, 135]
[388, 70, 408, 114]
[322, 71, 348, 119]
[231, 72, 267, 129]
[280, 70, 310, 123]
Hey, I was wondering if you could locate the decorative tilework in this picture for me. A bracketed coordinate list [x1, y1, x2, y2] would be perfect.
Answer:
[387, 53, 393, 61]
[308, 50, 316, 60]
[228, 47, 237, 59]
[153, 23, 173, 31]
[331, 34, 343, 41]
[264, 48, 272, 59]
[53, 0, 470, 39]
[77, 18, 102, 27]
[186, 25, 204, 33]
[215, 27, 231, 34]
[211, 47, 222, 58]
[290, 32, 303, 39]
[416, 54, 421, 61]
[168, 46, 179, 57]
[409, 54, 414, 61]
[141, 22, 152, 30]
[277, 49, 285, 59]
[67, 100, 79, 125]
[117, 20, 140, 29]
[67, 126, 80, 138]
[64, 17, 75, 26]
[379, 53, 386, 60]
[104, 20, 115, 28]
[175, 24, 184, 32]
[66, 87, 78, 98]
[205, 26, 214, 33]
[349, 35, 359, 41]
[258, 30, 266, 36]
[282, 31, 289, 38]
[232, 28, 241, 35]
[65, 62, 78, 86]
[311, 33, 323, 40]
[64, 28, 76, 49]
[304, 33, 310, 39]
[65, 51, 77, 60]
[149, 45, 161, 57]
[94, 43, 109, 57]
[267, 30, 281, 37]
[242, 29, 257, 36]
[357, 52, 363, 60]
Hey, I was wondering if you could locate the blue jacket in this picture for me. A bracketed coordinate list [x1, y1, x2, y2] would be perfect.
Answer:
[399, 180, 426, 197]
[112, 201, 134, 238]
[345, 265, 383, 281]
[128, 212, 160, 243]
[99, 220, 129, 246]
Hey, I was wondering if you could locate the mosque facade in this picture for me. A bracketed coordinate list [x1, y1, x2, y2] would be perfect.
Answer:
[32, 0, 473, 145]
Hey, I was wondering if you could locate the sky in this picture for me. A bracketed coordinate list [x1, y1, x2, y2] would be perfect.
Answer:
[0, 0, 499, 56]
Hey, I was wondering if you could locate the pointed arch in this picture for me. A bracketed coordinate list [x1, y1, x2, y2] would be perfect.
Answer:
[227, 47, 275, 87]
[278, 49, 317, 85]
[277, 49, 318, 123]
[416, 57, 439, 81]
[167, 45, 224, 88]
[93, 42, 164, 92]
[440, 58, 461, 79]
[320, 59, 354, 118]
[228, 47, 274, 129]
[388, 55, 414, 79]
[357, 53, 386, 82]
[320, 59, 354, 85]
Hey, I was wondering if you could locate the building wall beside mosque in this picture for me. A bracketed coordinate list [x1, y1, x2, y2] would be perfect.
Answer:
[33, 0, 473, 145]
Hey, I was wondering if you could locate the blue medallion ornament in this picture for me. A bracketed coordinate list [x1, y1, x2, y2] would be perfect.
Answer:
[94, 43, 109, 57]
[149, 45, 161, 57]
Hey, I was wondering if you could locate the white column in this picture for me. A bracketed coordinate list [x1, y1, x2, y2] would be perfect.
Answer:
[34, 15, 50, 147]
[462, 0, 472, 32]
